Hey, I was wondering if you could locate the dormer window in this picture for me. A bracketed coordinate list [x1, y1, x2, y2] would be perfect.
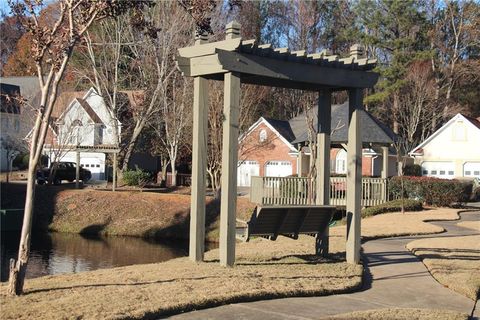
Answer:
[259, 129, 267, 142]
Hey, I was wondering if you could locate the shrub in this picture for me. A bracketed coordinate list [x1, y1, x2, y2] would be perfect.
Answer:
[403, 164, 422, 176]
[362, 199, 423, 217]
[122, 168, 151, 186]
[13, 153, 27, 169]
[389, 176, 472, 207]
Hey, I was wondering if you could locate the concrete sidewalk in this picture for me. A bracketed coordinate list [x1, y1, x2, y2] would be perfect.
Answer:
[170, 211, 479, 319]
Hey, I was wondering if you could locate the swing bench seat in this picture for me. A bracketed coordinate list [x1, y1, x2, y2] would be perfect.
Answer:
[236, 205, 336, 242]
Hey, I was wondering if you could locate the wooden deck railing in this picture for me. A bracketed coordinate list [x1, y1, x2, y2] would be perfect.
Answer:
[250, 176, 388, 207]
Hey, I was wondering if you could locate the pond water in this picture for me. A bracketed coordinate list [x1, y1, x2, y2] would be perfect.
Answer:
[1, 232, 210, 282]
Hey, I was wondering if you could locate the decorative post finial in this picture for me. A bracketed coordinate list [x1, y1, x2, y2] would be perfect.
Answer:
[195, 30, 208, 45]
[350, 44, 365, 60]
[225, 20, 241, 40]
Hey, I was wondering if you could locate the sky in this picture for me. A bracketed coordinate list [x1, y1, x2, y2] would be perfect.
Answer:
[0, 0, 10, 15]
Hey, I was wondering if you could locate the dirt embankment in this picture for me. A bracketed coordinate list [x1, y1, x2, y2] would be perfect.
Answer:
[0, 183, 256, 241]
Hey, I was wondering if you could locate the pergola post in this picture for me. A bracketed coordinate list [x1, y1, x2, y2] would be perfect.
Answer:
[189, 31, 209, 262]
[219, 71, 240, 267]
[315, 90, 332, 256]
[381, 146, 389, 179]
[346, 88, 363, 264]
[297, 145, 303, 177]
[381, 146, 389, 202]
[75, 151, 80, 189]
[219, 21, 241, 267]
[112, 152, 117, 192]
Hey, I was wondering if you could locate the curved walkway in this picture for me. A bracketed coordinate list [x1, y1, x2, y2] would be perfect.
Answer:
[170, 210, 480, 319]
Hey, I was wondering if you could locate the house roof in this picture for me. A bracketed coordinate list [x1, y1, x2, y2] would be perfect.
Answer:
[463, 114, 480, 130]
[52, 88, 143, 118]
[263, 118, 296, 142]
[52, 91, 86, 118]
[75, 98, 104, 124]
[410, 113, 480, 155]
[239, 117, 297, 152]
[289, 101, 396, 145]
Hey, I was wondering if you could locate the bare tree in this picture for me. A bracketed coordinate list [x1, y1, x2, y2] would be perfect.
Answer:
[1, 135, 26, 182]
[428, 1, 480, 124]
[7, 0, 151, 296]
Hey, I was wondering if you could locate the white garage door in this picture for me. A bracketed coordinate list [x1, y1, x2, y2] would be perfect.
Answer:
[61, 153, 105, 181]
[265, 161, 292, 177]
[237, 161, 259, 186]
[421, 161, 455, 179]
[80, 157, 104, 180]
[463, 162, 480, 178]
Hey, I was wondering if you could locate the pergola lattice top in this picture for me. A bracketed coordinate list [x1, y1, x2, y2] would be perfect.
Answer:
[177, 21, 378, 91]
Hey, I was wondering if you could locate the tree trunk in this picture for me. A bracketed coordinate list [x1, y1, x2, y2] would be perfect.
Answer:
[121, 122, 144, 172]
[171, 159, 177, 186]
[7, 164, 36, 295]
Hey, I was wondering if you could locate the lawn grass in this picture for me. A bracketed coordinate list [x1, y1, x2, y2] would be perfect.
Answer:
[0, 235, 362, 320]
[406, 235, 480, 300]
[322, 308, 468, 320]
[330, 208, 460, 239]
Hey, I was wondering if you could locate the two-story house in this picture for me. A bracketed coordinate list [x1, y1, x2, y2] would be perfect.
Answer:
[28, 87, 121, 180]
[410, 113, 480, 179]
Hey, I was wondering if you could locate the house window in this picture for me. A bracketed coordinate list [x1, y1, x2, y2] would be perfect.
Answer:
[439, 170, 445, 175]
[465, 171, 471, 176]
[72, 119, 83, 126]
[475, 171, 480, 176]
[259, 129, 267, 143]
[448, 171, 454, 175]
[335, 149, 347, 174]
[422, 170, 428, 175]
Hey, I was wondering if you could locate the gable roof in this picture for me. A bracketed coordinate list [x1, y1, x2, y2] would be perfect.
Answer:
[263, 117, 296, 142]
[239, 117, 297, 151]
[289, 101, 396, 145]
[410, 113, 480, 155]
[75, 98, 104, 124]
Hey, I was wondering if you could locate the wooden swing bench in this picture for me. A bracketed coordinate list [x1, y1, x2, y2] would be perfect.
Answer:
[236, 205, 336, 242]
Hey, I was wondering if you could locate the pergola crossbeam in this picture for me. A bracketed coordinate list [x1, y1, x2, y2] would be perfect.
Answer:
[180, 49, 378, 89]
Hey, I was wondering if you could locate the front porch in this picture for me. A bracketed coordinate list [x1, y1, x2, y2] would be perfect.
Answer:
[250, 176, 389, 207]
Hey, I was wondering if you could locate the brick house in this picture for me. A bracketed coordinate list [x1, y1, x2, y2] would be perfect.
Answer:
[237, 101, 397, 186]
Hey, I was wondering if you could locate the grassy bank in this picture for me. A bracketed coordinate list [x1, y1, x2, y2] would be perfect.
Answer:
[0, 182, 256, 242]
[0, 234, 362, 320]
[331, 208, 460, 240]
[0, 208, 467, 319]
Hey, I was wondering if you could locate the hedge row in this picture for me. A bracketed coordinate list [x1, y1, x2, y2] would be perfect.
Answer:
[389, 176, 472, 207]
[362, 199, 423, 218]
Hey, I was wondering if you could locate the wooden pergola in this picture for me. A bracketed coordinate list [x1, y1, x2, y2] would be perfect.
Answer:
[176, 21, 379, 267]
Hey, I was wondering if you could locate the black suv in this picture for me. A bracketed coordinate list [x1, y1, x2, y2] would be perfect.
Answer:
[36, 162, 92, 185]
